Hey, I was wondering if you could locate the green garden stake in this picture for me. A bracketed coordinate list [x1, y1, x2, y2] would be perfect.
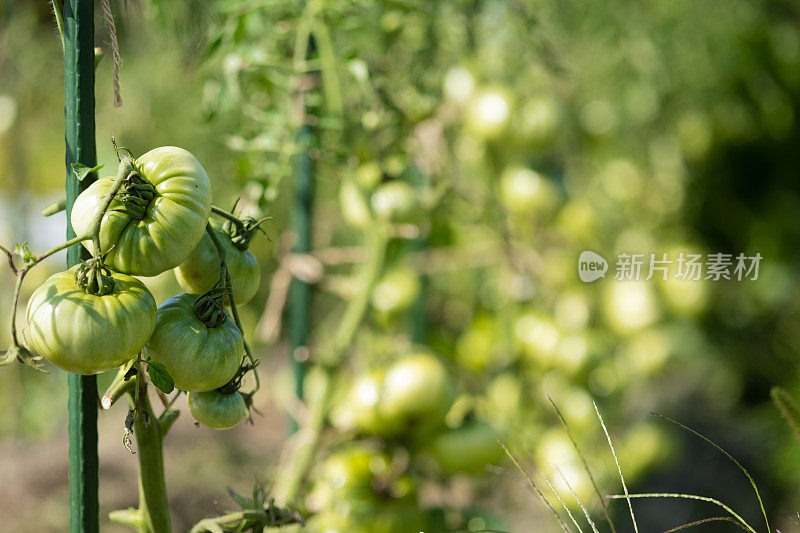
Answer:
[288, 39, 317, 433]
[63, 0, 99, 530]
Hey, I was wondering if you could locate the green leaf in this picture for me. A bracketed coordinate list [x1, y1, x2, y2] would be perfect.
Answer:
[71, 162, 104, 182]
[226, 486, 251, 510]
[146, 361, 175, 394]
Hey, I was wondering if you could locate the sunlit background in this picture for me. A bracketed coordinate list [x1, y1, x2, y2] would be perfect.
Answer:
[1, 1, 800, 531]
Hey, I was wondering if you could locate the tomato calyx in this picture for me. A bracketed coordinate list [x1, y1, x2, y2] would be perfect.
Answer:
[223, 216, 270, 251]
[74, 258, 116, 295]
[217, 359, 258, 395]
[111, 169, 157, 220]
[192, 286, 229, 328]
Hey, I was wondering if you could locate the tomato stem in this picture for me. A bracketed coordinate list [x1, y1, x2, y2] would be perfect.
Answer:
[101, 363, 135, 409]
[272, 225, 389, 505]
[113, 378, 173, 533]
[1, 154, 137, 367]
[205, 223, 261, 393]
[41, 197, 68, 217]
[87, 156, 135, 261]
[210, 205, 247, 236]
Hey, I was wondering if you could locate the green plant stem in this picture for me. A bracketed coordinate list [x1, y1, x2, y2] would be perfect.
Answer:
[607, 494, 755, 533]
[3, 161, 131, 363]
[5, 233, 90, 351]
[204, 224, 261, 392]
[312, 18, 343, 117]
[190, 507, 303, 533]
[88, 160, 133, 260]
[210, 205, 247, 234]
[101, 363, 135, 409]
[651, 413, 770, 532]
[110, 379, 172, 533]
[274, 227, 388, 506]
[42, 197, 67, 217]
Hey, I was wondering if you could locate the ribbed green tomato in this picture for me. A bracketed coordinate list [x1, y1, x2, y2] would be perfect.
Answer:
[174, 219, 260, 305]
[143, 293, 243, 392]
[71, 147, 212, 276]
[379, 353, 456, 431]
[25, 266, 156, 374]
[187, 390, 247, 430]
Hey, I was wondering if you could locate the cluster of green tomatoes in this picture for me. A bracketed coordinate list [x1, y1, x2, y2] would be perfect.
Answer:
[303, 351, 504, 532]
[24, 146, 263, 430]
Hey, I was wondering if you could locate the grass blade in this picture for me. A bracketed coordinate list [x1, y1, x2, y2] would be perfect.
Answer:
[557, 466, 600, 533]
[594, 401, 638, 533]
[499, 440, 572, 532]
[607, 493, 757, 533]
[771, 387, 800, 443]
[651, 412, 769, 532]
[662, 516, 751, 533]
[541, 472, 584, 533]
[549, 396, 616, 533]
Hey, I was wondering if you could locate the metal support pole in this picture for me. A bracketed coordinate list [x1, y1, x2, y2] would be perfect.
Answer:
[63, 0, 99, 530]
[288, 40, 317, 430]
[289, 122, 314, 428]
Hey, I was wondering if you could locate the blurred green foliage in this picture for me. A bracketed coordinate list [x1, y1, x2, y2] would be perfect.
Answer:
[2, 0, 800, 531]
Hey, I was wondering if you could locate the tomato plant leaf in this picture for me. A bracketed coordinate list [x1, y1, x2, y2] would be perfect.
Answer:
[226, 486, 251, 510]
[71, 162, 104, 182]
[146, 361, 175, 394]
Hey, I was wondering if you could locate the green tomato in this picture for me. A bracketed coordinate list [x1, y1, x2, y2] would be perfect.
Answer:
[174, 219, 260, 305]
[71, 146, 212, 276]
[355, 162, 382, 189]
[464, 86, 514, 139]
[187, 390, 247, 430]
[307, 504, 427, 533]
[331, 370, 400, 436]
[370, 181, 416, 222]
[430, 421, 503, 473]
[515, 95, 561, 145]
[370, 266, 420, 313]
[339, 177, 372, 229]
[25, 266, 156, 374]
[316, 446, 389, 505]
[143, 293, 243, 392]
[379, 353, 455, 431]
[455, 315, 500, 373]
[498, 166, 559, 215]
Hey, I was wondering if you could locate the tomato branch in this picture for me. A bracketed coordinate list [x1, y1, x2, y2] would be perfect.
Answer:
[204, 223, 261, 393]
[109, 375, 173, 533]
[210, 205, 247, 235]
[1, 156, 135, 369]
[273, 226, 389, 506]
[191, 508, 304, 532]
[101, 363, 136, 410]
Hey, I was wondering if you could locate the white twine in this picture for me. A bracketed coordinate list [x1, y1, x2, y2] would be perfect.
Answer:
[100, 0, 122, 108]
